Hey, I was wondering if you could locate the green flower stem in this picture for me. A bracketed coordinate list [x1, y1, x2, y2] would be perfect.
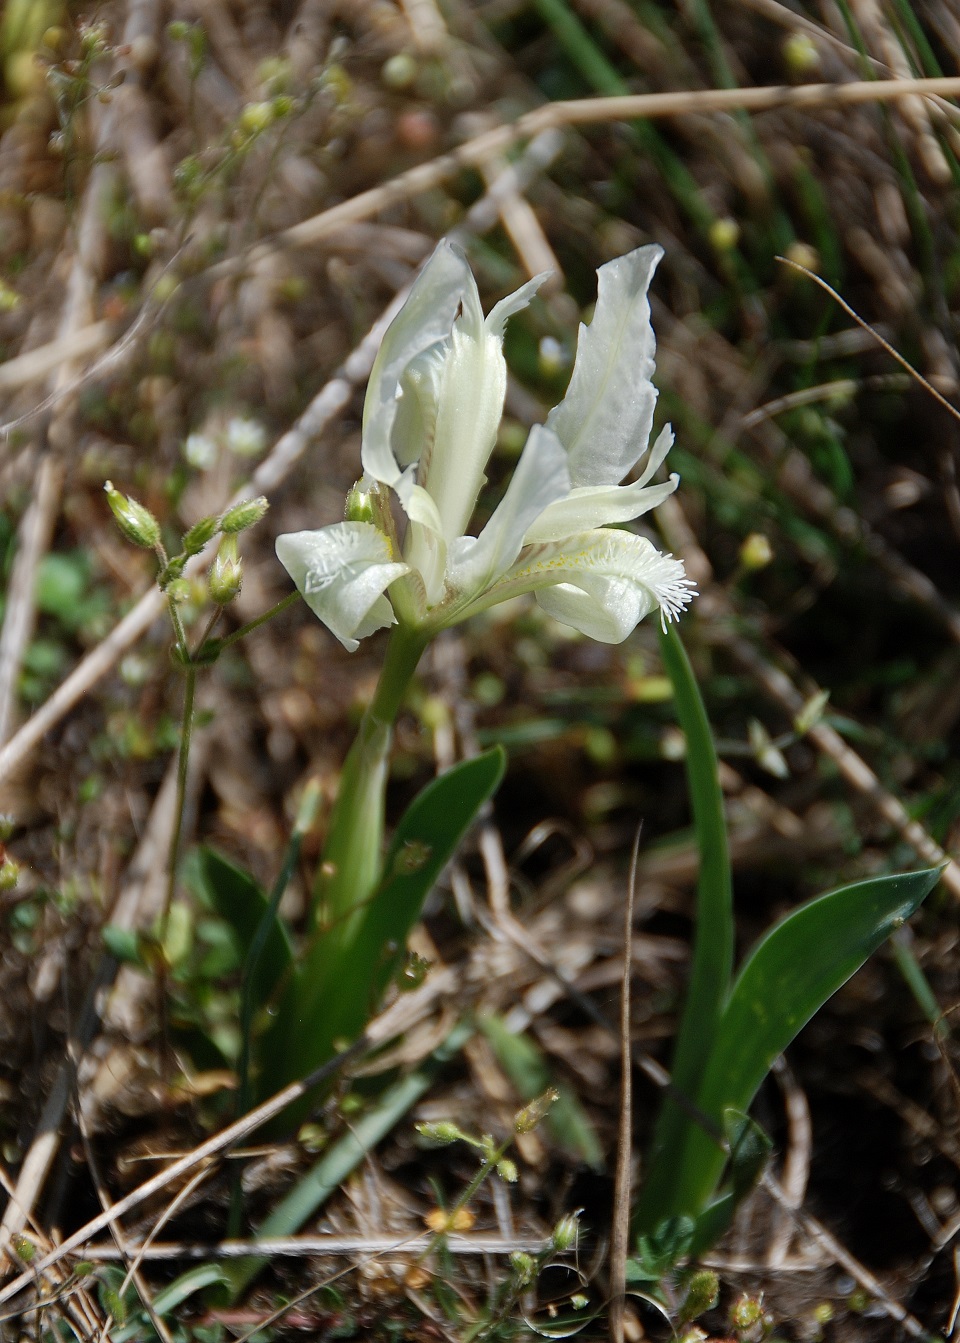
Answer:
[311, 622, 429, 931]
[205, 590, 299, 655]
[159, 660, 197, 949]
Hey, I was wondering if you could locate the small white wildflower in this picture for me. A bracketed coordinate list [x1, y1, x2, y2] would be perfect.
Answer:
[183, 432, 217, 470]
[225, 416, 267, 458]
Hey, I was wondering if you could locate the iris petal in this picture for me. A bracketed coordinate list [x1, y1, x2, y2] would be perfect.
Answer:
[460, 529, 695, 642]
[546, 245, 662, 488]
[275, 523, 409, 652]
[446, 425, 570, 604]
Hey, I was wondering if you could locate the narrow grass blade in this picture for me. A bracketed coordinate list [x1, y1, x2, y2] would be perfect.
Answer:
[891, 928, 949, 1039]
[665, 867, 941, 1219]
[530, 0, 716, 238]
[225, 1019, 474, 1300]
[634, 621, 733, 1235]
[111, 1264, 230, 1342]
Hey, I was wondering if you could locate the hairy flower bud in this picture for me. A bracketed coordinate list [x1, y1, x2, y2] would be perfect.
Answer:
[209, 537, 243, 604]
[182, 515, 220, 556]
[344, 484, 376, 524]
[220, 496, 269, 534]
[551, 1212, 580, 1252]
[104, 482, 161, 550]
[509, 1252, 536, 1285]
[416, 1121, 465, 1145]
[680, 1270, 719, 1323]
[514, 1087, 559, 1134]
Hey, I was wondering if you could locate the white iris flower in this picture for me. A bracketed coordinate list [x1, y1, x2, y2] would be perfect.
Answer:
[276, 241, 695, 651]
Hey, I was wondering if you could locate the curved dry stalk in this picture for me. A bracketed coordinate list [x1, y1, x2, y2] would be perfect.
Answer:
[71, 1233, 552, 1260]
[0, 458, 64, 745]
[0, 1038, 369, 1309]
[0, 322, 115, 395]
[204, 76, 960, 277]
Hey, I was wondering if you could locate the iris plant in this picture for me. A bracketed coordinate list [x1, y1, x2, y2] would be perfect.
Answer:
[265, 240, 694, 1100]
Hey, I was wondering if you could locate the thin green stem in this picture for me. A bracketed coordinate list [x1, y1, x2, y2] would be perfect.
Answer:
[159, 663, 197, 946]
[192, 606, 223, 659]
[229, 781, 322, 1236]
[207, 590, 299, 655]
[166, 594, 190, 664]
[418, 1135, 514, 1275]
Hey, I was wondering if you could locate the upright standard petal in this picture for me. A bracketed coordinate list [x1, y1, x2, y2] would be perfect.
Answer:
[421, 269, 549, 548]
[276, 523, 409, 652]
[361, 241, 473, 490]
[444, 425, 570, 606]
[546, 244, 662, 488]
[464, 529, 695, 642]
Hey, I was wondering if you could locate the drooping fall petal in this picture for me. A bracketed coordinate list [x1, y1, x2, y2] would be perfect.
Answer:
[276, 523, 409, 652]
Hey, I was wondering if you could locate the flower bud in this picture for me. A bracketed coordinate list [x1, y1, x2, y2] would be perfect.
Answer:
[158, 555, 187, 589]
[382, 52, 417, 90]
[220, 496, 268, 534]
[10, 1233, 35, 1263]
[514, 1087, 559, 1134]
[182, 515, 220, 556]
[166, 578, 193, 606]
[416, 1121, 465, 1145]
[496, 1157, 518, 1183]
[731, 1295, 763, 1331]
[680, 1270, 719, 1322]
[794, 689, 830, 736]
[104, 482, 161, 549]
[708, 217, 741, 253]
[239, 101, 275, 135]
[551, 1212, 580, 1252]
[748, 718, 789, 779]
[739, 532, 772, 571]
[209, 537, 242, 604]
[509, 1252, 536, 1285]
[0, 857, 20, 892]
[783, 31, 820, 76]
[344, 484, 376, 525]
